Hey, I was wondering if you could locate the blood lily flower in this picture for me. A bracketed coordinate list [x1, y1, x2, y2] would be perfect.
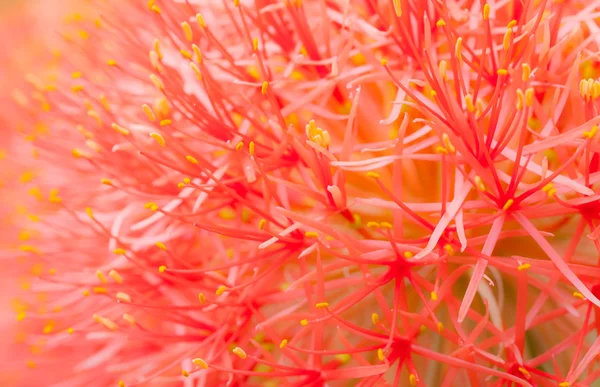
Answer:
[3, 0, 600, 386]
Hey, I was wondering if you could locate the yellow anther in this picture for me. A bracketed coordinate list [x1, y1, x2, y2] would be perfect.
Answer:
[96, 270, 107, 284]
[236, 141, 244, 151]
[497, 69, 508, 76]
[71, 85, 84, 93]
[300, 319, 309, 326]
[525, 88, 534, 107]
[248, 141, 256, 156]
[49, 268, 56, 275]
[542, 183, 554, 193]
[516, 89, 525, 110]
[181, 21, 193, 41]
[43, 323, 54, 334]
[148, 132, 166, 147]
[371, 313, 379, 325]
[151, 5, 162, 14]
[115, 292, 130, 302]
[101, 178, 113, 186]
[431, 291, 438, 301]
[118, 381, 126, 387]
[192, 45, 202, 63]
[316, 302, 329, 309]
[304, 231, 319, 238]
[444, 244, 455, 256]
[156, 241, 167, 251]
[180, 49, 192, 60]
[85, 207, 94, 219]
[17, 312, 27, 322]
[19, 245, 41, 254]
[280, 339, 288, 349]
[474, 176, 486, 192]
[380, 222, 393, 229]
[522, 63, 531, 81]
[181, 370, 190, 377]
[111, 123, 129, 136]
[503, 199, 514, 211]
[437, 322, 444, 333]
[190, 62, 202, 79]
[507, 20, 517, 28]
[405, 374, 416, 387]
[107, 59, 118, 66]
[123, 313, 136, 325]
[159, 119, 171, 127]
[305, 119, 331, 148]
[442, 134, 456, 153]
[435, 146, 448, 154]
[455, 38, 463, 61]
[234, 0, 240, 6]
[108, 270, 123, 284]
[83, 290, 90, 297]
[261, 81, 269, 95]
[198, 293, 206, 304]
[483, 4, 490, 20]
[72, 71, 83, 79]
[436, 19, 446, 27]
[518, 263, 531, 271]
[366, 171, 380, 179]
[583, 125, 598, 139]
[367, 221, 380, 229]
[380, 58, 388, 66]
[93, 287, 107, 294]
[573, 292, 585, 300]
[193, 358, 209, 369]
[503, 28, 512, 52]
[186, 155, 199, 164]
[113, 248, 127, 255]
[392, 0, 402, 17]
[158, 265, 167, 273]
[253, 38, 259, 51]
[232, 346, 247, 359]
[258, 219, 267, 230]
[149, 74, 164, 91]
[377, 348, 385, 361]
[216, 285, 227, 296]
[196, 13, 206, 28]
[558, 383, 571, 387]
[144, 200, 157, 211]
[404, 251, 414, 259]
[177, 182, 185, 189]
[438, 60, 448, 80]
[430, 90, 437, 98]
[67, 327, 74, 334]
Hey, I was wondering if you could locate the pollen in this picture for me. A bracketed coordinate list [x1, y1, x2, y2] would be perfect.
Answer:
[186, 155, 199, 164]
[101, 178, 113, 186]
[455, 38, 462, 61]
[85, 207, 94, 219]
[235, 141, 244, 151]
[193, 358, 209, 369]
[181, 21, 193, 41]
[96, 270, 107, 284]
[107, 59, 118, 66]
[216, 285, 227, 296]
[149, 74, 164, 91]
[108, 270, 123, 284]
[232, 346, 247, 359]
[559, 383, 571, 387]
[156, 241, 167, 250]
[249, 141, 255, 156]
[93, 287, 107, 294]
[573, 292, 585, 300]
[503, 28, 512, 52]
[522, 63, 531, 81]
[111, 123, 130, 136]
[158, 265, 167, 273]
[474, 176, 486, 192]
[116, 292, 131, 303]
[113, 248, 127, 255]
[315, 302, 329, 309]
[431, 291, 438, 301]
[366, 171, 380, 179]
[497, 68, 508, 76]
[279, 339, 288, 348]
[150, 133, 166, 147]
[196, 13, 206, 28]
[198, 293, 206, 304]
[300, 319, 309, 326]
[258, 219, 266, 230]
[518, 263, 532, 271]
[392, 0, 402, 16]
[305, 120, 331, 148]
[583, 125, 598, 139]
[502, 199, 514, 211]
[371, 313, 379, 324]
[409, 374, 417, 386]
[377, 348, 385, 361]
[304, 231, 319, 238]
[181, 370, 190, 377]
[483, 4, 490, 20]
[159, 119, 171, 126]
[437, 322, 444, 333]
[436, 19, 446, 27]
[442, 134, 456, 153]
[123, 314, 136, 325]
[67, 327, 74, 334]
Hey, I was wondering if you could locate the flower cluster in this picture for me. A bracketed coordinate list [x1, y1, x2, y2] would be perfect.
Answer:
[3, 0, 600, 386]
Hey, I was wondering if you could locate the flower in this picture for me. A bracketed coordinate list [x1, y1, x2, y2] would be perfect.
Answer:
[3, 0, 600, 386]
